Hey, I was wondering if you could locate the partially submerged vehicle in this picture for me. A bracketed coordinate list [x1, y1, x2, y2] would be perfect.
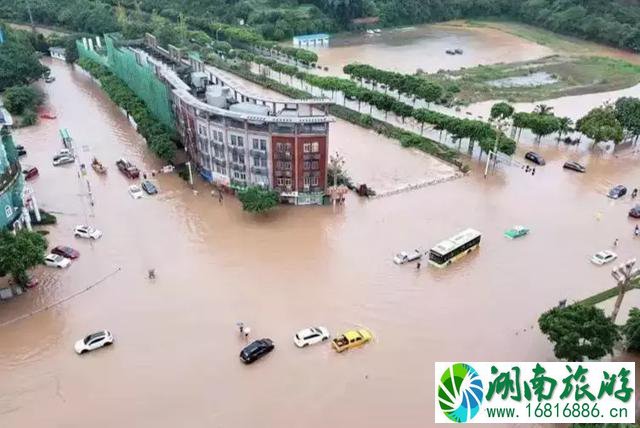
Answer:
[91, 158, 107, 174]
[393, 249, 423, 264]
[331, 329, 372, 353]
[504, 225, 530, 239]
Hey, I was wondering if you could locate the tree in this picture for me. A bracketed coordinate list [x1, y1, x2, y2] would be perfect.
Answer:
[490, 102, 514, 120]
[557, 116, 573, 141]
[576, 104, 624, 146]
[538, 305, 620, 362]
[614, 97, 640, 142]
[0, 39, 47, 90]
[3, 85, 44, 115]
[534, 104, 554, 115]
[237, 186, 279, 213]
[0, 230, 47, 287]
[622, 307, 640, 352]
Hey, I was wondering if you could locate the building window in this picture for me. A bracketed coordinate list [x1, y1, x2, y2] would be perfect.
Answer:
[304, 161, 311, 170]
[303, 175, 310, 188]
[303, 142, 312, 153]
[312, 142, 320, 152]
[237, 136, 244, 147]
[234, 170, 246, 180]
[232, 152, 245, 165]
[231, 135, 237, 146]
[254, 156, 266, 167]
[311, 175, 319, 186]
[312, 160, 319, 170]
[260, 139, 267, 150]
[285, 178, 292, 187]
[277, 177, 284, 186]
[276, 142, 291, 152]
[215, 165, 226, 174]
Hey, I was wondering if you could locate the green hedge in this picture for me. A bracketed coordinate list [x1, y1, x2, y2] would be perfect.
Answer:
[77, 58, 177, 162]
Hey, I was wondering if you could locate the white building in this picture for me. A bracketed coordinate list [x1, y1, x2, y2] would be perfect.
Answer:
[49, 47, 66, 61]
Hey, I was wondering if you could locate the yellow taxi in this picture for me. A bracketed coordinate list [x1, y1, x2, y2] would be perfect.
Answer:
[331, 329, 373, 353]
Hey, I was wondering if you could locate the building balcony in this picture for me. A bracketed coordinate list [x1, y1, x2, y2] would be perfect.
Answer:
[275, 152, 292, 160]
[0, 161, 20, 194]
[231, 162, 246, 172]
[249, 149, 267, 158]
[212, 158, 226, 167]
[251, 166, 268, 175]
[275, 170, 292, 178]
[303, 153, 321, 161]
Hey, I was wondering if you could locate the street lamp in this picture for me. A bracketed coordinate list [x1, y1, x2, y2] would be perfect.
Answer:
[610, 258, 640, 323]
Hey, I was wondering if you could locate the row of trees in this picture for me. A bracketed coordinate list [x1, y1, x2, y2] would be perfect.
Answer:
[242, 51, 516, 156]
[539, 304, 640, 362]
[77, 58, 177, 162]
[343, 63, 445, 106]
[2, 85, 44, 126]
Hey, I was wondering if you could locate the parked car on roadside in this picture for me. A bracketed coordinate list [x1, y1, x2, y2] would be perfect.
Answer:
[74, 330, 113, 354]
[22, 165, 39, 180]
[16, 145, 27, 157]
[524, 151, 545, 165]
[116, 158, 140, 179]
[629, 205, 640, 218]
[45, 253, 71, 269]
[239, 339, 274, 364]
[53, 155, 74, 166]
[74, 225, 103, 240]
[607, 185, 627, 199]
[293, 327, 330, 348]
[52, 246, 80, 259]
[141, 180, 158, 195]
[591, 250, 617, 266]
[563, 161, 586, 173]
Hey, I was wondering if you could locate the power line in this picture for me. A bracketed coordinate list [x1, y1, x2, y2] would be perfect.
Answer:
[0, 267, 121, 328]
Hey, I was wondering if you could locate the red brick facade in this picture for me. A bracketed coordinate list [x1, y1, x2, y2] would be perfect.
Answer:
[272, 135, 327, 193]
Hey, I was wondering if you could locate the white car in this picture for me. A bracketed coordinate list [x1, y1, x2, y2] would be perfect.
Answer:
[293, 326, 330, 348]
[74, 330, 114, 354]
[591, 250, 618, 266]
[74, 225, 103, 240]
[45, 253, 71, 268]
[128, 185, 143, 199]
[53, 155, 75, 166]
[393, 249, 423, 265]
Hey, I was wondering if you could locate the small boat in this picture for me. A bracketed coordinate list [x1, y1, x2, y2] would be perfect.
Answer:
[454, 48, 464, 55]
[91, 158, 107, 174]
[504, 225, 529, 239]
[39, 109, 57, 119]
[393, 249, 423, 265]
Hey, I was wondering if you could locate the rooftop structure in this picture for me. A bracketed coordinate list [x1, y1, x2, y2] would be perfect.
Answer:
[292, 33, 330, 48]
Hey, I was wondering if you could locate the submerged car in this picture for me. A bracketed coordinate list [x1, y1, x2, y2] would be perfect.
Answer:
[74, 225, 103, 240]
[608, 185, 627, 199]
[393, 249, 423, 265]
[563, 161, 586, 173]
[45, 253, 71, 269]
[16, 145, 27, 157]
[128, 185, 144, 199]
[141, 180, 158, 195]
[22, 165, 39, 180]
[74, 330, 113, 354]
[525, 151, 545, 165]
[239, 339, 274, 364]
[293, 327, 330, 348]
[52, 245, 80, 259]
[504, 225, 530, 239]
[591, 250, 617, 266]
[331, 329, 373, 353]
[629, 205, 640, 219]
[53, 155, 75, 166]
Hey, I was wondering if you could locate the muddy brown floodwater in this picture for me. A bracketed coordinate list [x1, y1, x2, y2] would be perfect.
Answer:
[309, 23, 553, 76]
[1, 59, 640, 428]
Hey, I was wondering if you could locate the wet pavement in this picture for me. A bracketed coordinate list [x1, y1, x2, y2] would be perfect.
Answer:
[1, 55, 640, 428]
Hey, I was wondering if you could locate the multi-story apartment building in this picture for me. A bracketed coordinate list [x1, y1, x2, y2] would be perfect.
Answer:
[136, 36, 334, 205]
[0, 110, 25, 229]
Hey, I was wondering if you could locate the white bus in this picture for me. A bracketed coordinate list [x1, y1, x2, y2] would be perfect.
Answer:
[428, 228, 482, 267]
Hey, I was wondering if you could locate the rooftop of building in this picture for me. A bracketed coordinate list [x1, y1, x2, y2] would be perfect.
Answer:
[292, 33, 330, 41]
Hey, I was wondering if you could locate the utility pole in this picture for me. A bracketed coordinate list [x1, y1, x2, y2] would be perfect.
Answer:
[24, 0, 36, 32]
[610, 258, 640, 323]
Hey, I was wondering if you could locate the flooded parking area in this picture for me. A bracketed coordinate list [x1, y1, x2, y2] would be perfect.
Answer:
[1, 58, 640, 428]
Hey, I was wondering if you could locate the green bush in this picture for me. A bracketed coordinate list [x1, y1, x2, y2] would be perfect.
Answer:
[3, 85, 44, 115]
[20, 110, 38, 126]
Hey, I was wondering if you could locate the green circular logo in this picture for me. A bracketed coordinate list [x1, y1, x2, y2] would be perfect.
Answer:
[438, 363, 484, 423]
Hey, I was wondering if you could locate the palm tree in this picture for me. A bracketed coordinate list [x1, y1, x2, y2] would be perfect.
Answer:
[556, 117, 573, 142]
[534, 104, 554, 115]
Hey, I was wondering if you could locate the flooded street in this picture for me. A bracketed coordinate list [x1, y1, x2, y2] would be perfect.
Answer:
[310, 23, 553, 75]
[2, 57, 640, 428]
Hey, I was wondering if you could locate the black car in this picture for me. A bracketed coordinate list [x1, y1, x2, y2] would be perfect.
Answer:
[141, 180, 158, 195]
[608, 185, 627, 199]
[629, 205, 640, 219]
[239, 339, 274, 364]
[16, 145, 26, 157]
[525, 151, 545, 165]
[563, 161, 586, 173]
